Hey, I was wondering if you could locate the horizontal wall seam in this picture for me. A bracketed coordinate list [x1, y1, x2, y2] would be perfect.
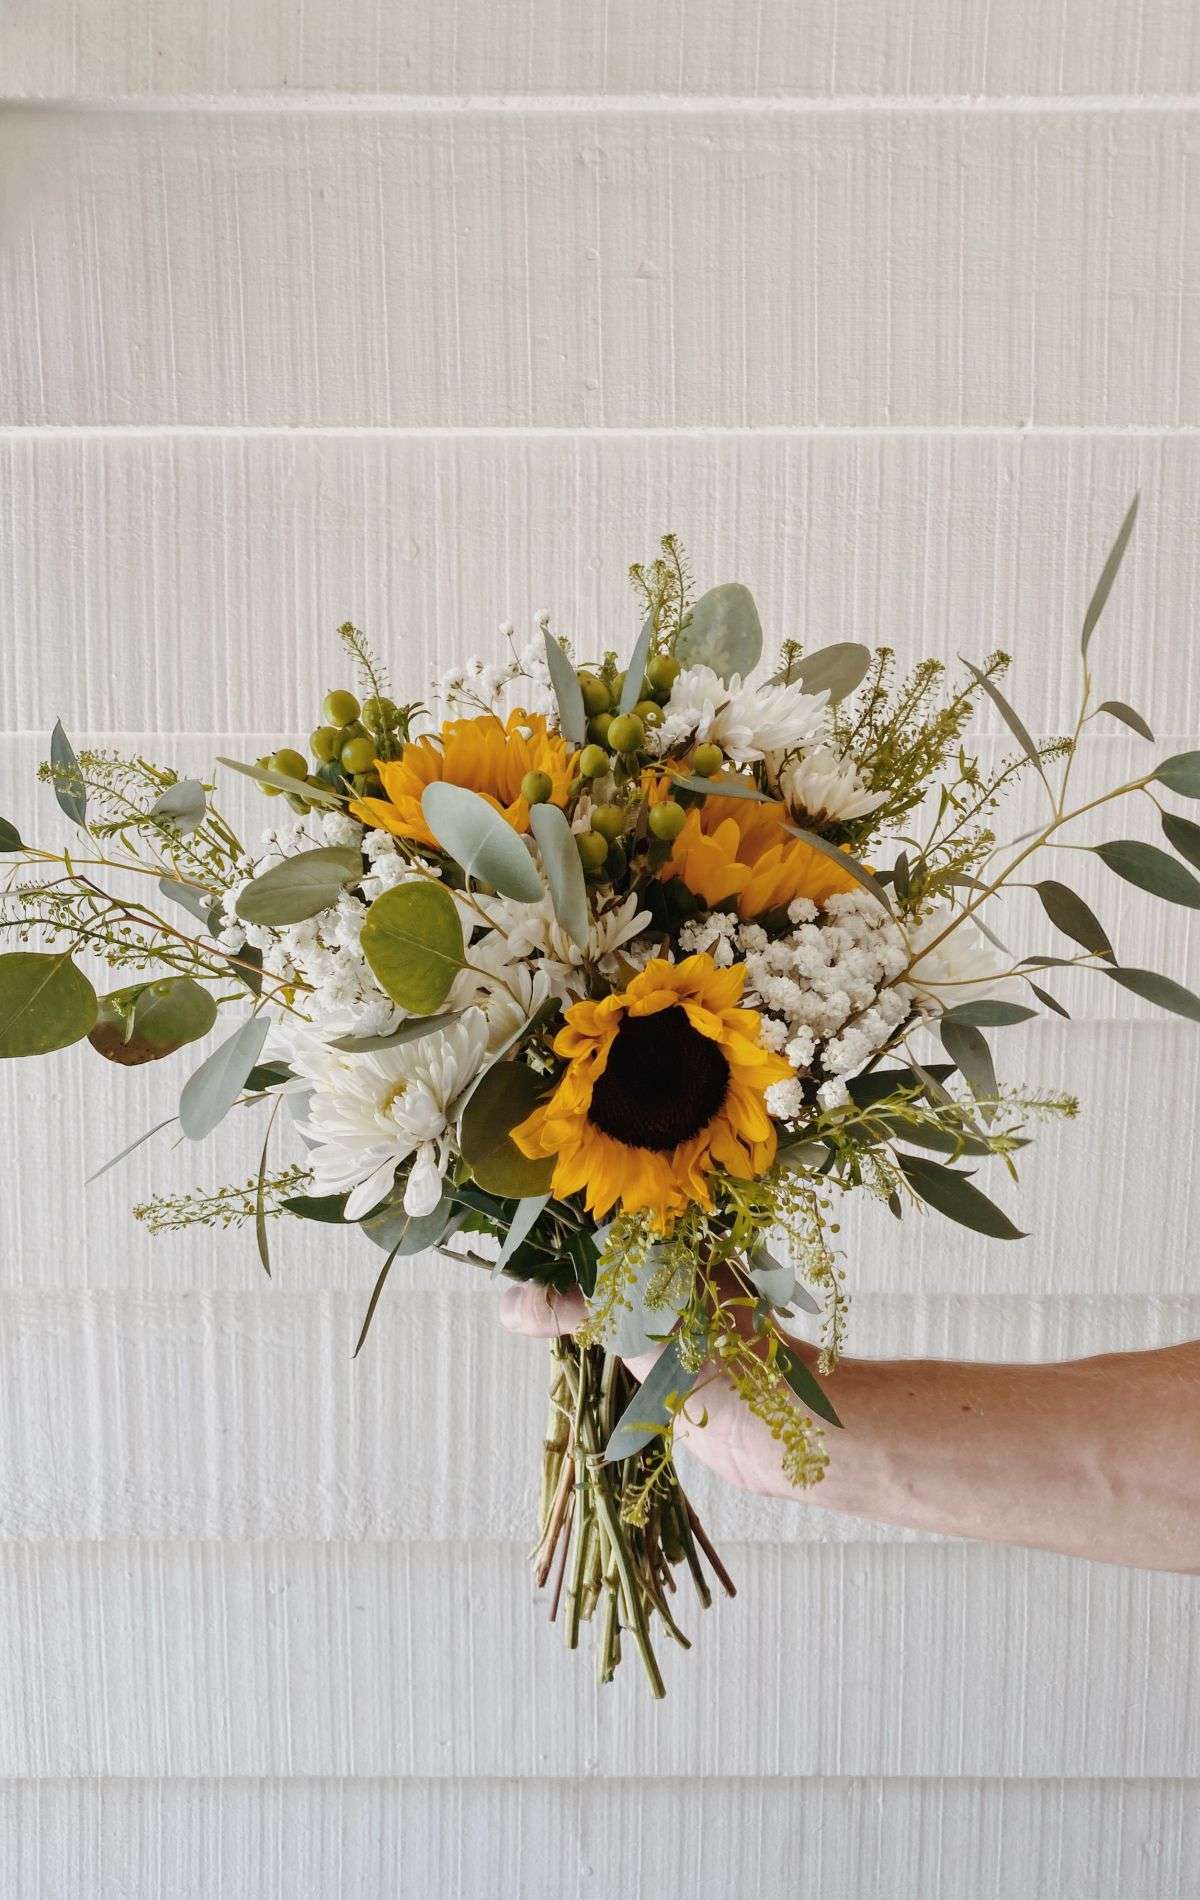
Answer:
[7, 92, 1200, 116]
[4, 425, 1200, 442]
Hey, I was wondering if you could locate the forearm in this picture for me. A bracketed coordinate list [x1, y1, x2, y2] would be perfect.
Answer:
[675, 1341, 1200, 1572]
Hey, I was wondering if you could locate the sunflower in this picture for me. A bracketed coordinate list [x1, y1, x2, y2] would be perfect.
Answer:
[350, 708, 577, 849]
[510, 954, 794, 1229]
[652, 778, 860, 919]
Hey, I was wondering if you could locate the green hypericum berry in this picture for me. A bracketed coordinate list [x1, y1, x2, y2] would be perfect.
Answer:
[310, 725, 342, 763]
[323, 689, 361, 726]
[577, 671, 611, 717]
[648, 799, 687, 841]
[607, 713, 645, 755]
[521, 769, 554, 805]
[586, 711, 614, 747]
[689, 742, 723, 778]
[256, 755, 284, 796]
[576, 831, 610, 875]
[272, 747, 309, 782]
[633, 698, 663, 727]
[341, 736, 377, 775]
[590, 802, 625, 841]
[647, 654, 681, 696]
[578, 744, 609, 779]
[609, 671, 626, 704]
[360, 695, 396, 731]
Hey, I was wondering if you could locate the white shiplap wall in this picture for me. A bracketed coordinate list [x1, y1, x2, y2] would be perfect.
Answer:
[3, 3, 1200, 1892]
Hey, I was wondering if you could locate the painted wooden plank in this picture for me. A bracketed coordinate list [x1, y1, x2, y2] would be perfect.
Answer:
[0, 1538, 1194, 1775]
[1, 1774, 1198, 1899]
[10, 0, 1200, 101]
[1, 109, 1195, 426]
[0, 1287, 1191, 1540]
[0, 432, 1186, 738]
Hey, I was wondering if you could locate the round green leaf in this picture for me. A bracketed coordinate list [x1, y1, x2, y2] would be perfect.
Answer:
[88, 977, 218, 1066]
[151, 777, 207, 834]
[1093, 839, 1200, 908]
[420, 782, 543, 903]
[785, 642, 871, 705]
[675, 582, 763, 683]
[235, 846, 362, 927]
[459, 1060, 555, 1197]
[360, 881, 465, 1013]
[0, 951, 98, 1057]
[1154, 751, 1200, 800]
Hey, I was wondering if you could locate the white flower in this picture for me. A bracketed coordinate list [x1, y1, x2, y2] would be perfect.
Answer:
[660, 665, 827, 765]
[474, 890, 653, 999]
[450, 934, 554, 1050]
[772, 744, 888, 827]
[286, 1009, 491, 1219]
[902, 910, 1020, 1013]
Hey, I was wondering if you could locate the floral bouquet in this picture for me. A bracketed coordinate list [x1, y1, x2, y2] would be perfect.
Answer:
[3, 508, 1198, 1695]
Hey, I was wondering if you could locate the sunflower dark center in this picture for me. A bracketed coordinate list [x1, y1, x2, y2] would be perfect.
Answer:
[587, 1005, 730, 1153]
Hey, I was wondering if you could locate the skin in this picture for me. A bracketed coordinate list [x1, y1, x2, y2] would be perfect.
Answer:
[500, 1282, 1200, 1574]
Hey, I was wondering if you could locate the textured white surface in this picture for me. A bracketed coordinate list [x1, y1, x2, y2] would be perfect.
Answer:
[3, 4, 1200, 1892]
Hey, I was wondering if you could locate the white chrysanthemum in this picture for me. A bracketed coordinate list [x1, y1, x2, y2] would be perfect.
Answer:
[450, 933, 554, 1050]
[659, 664, 828, 765]
[474, 890, 653, 999]
[286, 1009, 491, 1220]
[902, 910, 1021, 1013]
[773, 744, 889, 827]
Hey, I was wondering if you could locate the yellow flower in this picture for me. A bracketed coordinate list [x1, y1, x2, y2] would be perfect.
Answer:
[510, 954, 794, 1229]
[653, 778, 860, 919]
[350, 708, 577, 849]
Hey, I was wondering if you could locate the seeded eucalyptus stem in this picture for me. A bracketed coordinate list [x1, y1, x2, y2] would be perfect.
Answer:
[537, 1335, 729, 1699]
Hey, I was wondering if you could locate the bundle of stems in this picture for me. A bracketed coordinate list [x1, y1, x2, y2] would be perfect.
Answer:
[532, 1337, 734, 1697]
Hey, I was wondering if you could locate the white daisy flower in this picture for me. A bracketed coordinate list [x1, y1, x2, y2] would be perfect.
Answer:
[902, 910, 1021, 1014]
[285, 1008, 491, 1220]
[772, 744, 889, 827]
[661, 664, 828, 765]
[475, 890, 653, 999]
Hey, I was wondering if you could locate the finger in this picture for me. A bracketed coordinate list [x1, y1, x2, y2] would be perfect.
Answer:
[498, 1281, 586, 1338]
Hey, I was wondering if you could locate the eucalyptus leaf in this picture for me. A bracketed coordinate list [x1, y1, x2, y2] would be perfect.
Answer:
[1162, 810, 1200, 873]
[1035, 879, 1116, 962]
[158, 876, 223, 929]
[939, 1021, 998, 1120]
[958, 659, 1051, 794]
[748, 1245, 796, 1307]
[1154, 752, 1200, 800]
[597, 1244, 690, 1357]
[235, 846, 362, 927]
[1100, 966, 1200, 1023]
[846, 1063, 955, 1108]
[86, 1114, 178, 1184]
[459, 1060, 555, 1197]
[542, 631, 587, 744]
[360, 1193, 455, 1256]
[421, 782, 543, 903]
[530, 802, 589, 949]
[783, 822, 894, 915]
[1026, 981, 1070, 1019]
[50, 720, 88, 827]
[1096, 699, 1154, 742]
[786, 642, 871, 705]
[244, 1060, 294, 1093]
[151, 777, 207, 834]
[618, 618, 654, 715]
[178, 1015, 270, 1140]
[1081, 492, 1139, 656]
[281, 1192, 351, 1224]
[604, 1336, 696, 1463]
[1093, 839, 1200, 908]
[352, 1234, 405, 1357]
[360, 881, 465, 1013]
[674, 582, 763, 682]
[670, 772, 773, 803]
[254, 1099, 281, 1278]
[0, 818, 24, 852]
[0, 951, 98, 1058]
[897, 1152, 1025, 1240]
[939, 1000, 1037, 1028]
[218, 755, 343, 808]
[775, 1341, 843, 1429]
[788, 1282, 822, 1316]
[494, 1194, 550, 1276]
[330, 1011, 463, 1055]
[88, 976, 217, 1066]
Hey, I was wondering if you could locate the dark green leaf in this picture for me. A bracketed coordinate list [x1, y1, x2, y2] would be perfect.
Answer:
[958, 659, 1050, 794]
[234, 945, 264, 998]
[1100, 966, 1200, 1023]
[783, 822, 894, 915]
[244, 1061, 292, 1093]
[1096, 699, 1154, 741]
[88, 976, 218, 1065]
[674, 582, 762, 682]
[352, 1235, 406, 1357]
[604, 1337, 696, 1463]
[359, 1193, 456, 1256]
[0, 951, 98, 1058]
[50, 720, 88, 827]
[542, 631, 587, 745]
[775, 1341, 843, 1428]
[1081, 493, 1139, 656]
[846, 1063, 955, 1109]
[1035, 879, 1116, 962]
[179, 1015, 270, 1139]
[360, 881, 466, 1013]
[254, 1098, 281, 1278]
[494, 1194, 550, 1276]
[459, 1061, 555, 1197]
[1154, 752, 1200, 800]
[897, 1152, 1025, 1239]
[235, 845, 361, 927]
[1026, 981, 1070, 1019]
[566, 1227, 599, 1298]
[939, 1021, 998, 1120]
[158, 876, 223, 929]
[940, 1000, 1037, 1028]
[0, 817, 24, 852]
[618, 618, 654, 715]
[1162, 810, 1200, 873]
[282, 1192, 350, 1224]
[1093, 838, 1200, 908]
